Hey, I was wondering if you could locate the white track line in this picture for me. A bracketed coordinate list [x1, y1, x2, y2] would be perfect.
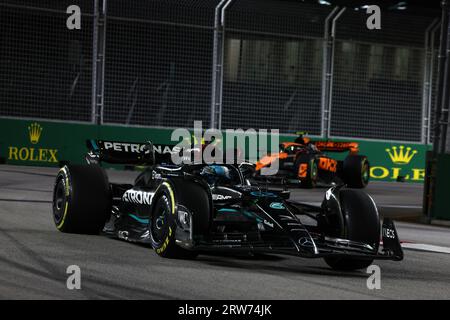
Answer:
[401, 243, 450, 254]
[300, 202, 422, 209]
[379, 205, 422, 209]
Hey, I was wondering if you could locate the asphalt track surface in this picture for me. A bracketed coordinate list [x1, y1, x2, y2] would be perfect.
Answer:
[1, 165, 450, 299]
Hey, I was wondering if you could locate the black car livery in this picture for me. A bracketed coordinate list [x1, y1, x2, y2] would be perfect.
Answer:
[52, 139, 403, 271]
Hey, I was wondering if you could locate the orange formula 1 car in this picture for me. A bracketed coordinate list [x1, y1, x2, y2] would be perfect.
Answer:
[255, 133, 369, 188]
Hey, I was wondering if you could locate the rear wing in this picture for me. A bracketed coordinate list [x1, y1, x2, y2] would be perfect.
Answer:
[85, 139, 204, 165]
[86, 139, 158, 165]
[311, 141, 359, 154]
[85, 139, 244, 166]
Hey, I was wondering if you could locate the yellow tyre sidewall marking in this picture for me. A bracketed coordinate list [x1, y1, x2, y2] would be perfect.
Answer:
[56, 167, 69, 230]
[156, 182, 176, 254]
[162, 182, 175, 215]
[57, 202, 69, 230]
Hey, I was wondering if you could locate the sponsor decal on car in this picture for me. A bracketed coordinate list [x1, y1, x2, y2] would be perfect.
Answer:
[269, 202, 285, 209]
[298, 163, 308, 178]
[298, 237, 314, 247]
[102, 141, 151, 154]
[263, 219, 274, 228]
[250, 191, 277, 198]
[382, 227, 396, 239]
[318, 157, 337, 173]
[118, 230, 129, 240]
[212, 194, 233, 201]
[122, 189, 154, 205]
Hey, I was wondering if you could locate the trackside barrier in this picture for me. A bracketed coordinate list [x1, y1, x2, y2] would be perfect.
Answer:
[429, 153, 450, 220]
[0, 1, 440, 144]
[0, 118, 429, 183]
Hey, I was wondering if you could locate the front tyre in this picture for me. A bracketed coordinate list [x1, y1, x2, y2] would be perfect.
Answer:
[323, 189, 380, 271]
[294, 154, 318, 188]
[53, 165, 111, 234]
[150, 182, 198, 259]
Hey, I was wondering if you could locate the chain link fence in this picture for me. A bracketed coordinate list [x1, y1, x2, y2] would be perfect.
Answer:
[0, 0, 94, 122]
[329, 9, 436, 142]
[0, 0, 441, 143]
[102, 0, 219, 128]
[427, 25, 442, 144]
[220, 1, 331, 135]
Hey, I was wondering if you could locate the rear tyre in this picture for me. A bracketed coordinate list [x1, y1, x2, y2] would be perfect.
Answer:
[343, 155, 369, 188]
[52, 165, 111, 234]
[324, 189, 380, 271]
[294, 154, 318, 188]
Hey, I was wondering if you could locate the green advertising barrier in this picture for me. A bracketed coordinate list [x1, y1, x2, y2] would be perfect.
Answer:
[431, 153, 450, 220]
[0, 118, 174, 167]
[0, 118, 430, 182]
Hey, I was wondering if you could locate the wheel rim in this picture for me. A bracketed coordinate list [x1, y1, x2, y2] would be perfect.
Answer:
[311, 161, 318, 182]
[361, 161, 369, 184]
[151, 198, 169, 243]
[53, 179, 66, 224]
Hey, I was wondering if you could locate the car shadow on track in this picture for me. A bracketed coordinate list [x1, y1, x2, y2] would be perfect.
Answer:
[196, 252, 368, 278]
[130, 241, 368, 278]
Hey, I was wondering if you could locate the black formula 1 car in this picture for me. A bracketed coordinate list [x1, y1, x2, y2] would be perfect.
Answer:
[52, 139, 402, 271]
[255, 133, 370, 188]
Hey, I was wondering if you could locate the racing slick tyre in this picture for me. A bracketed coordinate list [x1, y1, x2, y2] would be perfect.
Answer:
[150, 181, 210, 259]
[324, 189, 380, 271]
[52, 165, 111, 234]
[342, 155, 369, 188]
[294, 154, 318, 188]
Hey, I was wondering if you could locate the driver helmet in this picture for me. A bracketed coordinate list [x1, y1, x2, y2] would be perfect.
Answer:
[294, 132, 310, 145]
[200, 165, 232, 185]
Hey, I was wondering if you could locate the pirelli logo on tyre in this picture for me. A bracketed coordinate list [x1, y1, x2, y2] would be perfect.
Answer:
[7, 122, 59, 163]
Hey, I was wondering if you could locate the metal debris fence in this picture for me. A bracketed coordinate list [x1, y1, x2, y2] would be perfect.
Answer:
[0, 0, 441, 143]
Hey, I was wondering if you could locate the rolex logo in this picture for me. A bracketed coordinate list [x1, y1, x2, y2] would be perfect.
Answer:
[385, 146, 417, 165]
[28, 122, 43, 144]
